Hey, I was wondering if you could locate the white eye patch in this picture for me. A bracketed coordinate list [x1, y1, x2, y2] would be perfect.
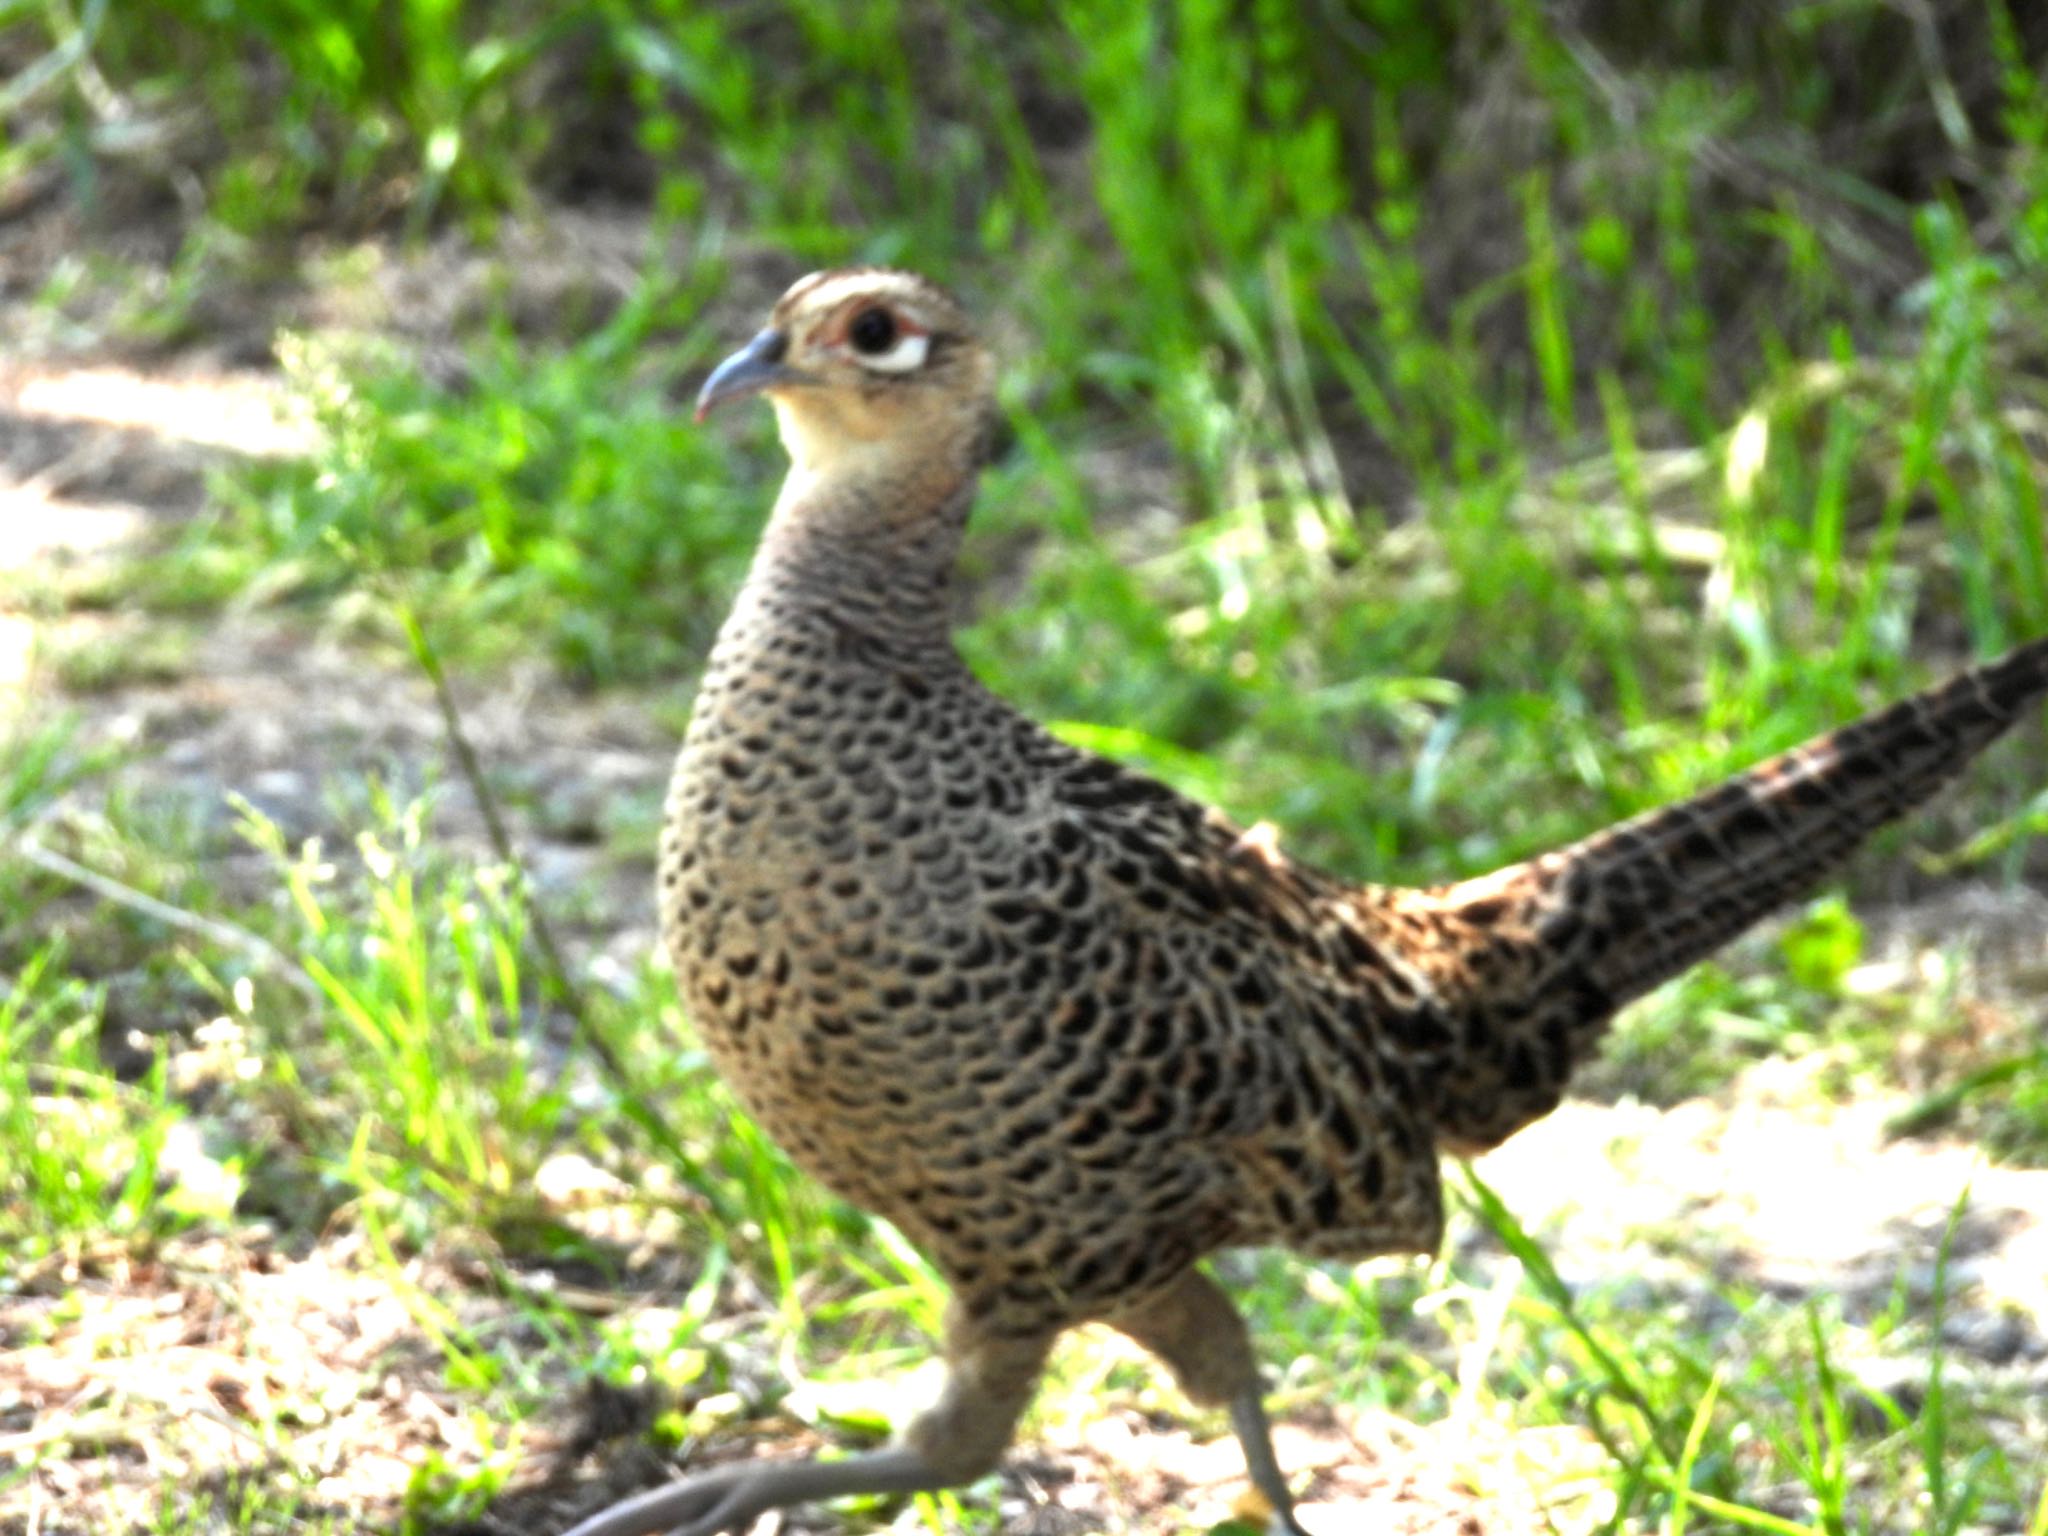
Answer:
[852, 331, 931, 374]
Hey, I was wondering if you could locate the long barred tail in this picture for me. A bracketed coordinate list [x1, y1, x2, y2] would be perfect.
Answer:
[1411, 634, 2048, 1153]
[1553, 634, 2048, 1009]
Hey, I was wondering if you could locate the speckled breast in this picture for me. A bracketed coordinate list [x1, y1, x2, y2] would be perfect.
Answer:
[656, 635, 1027, 1229]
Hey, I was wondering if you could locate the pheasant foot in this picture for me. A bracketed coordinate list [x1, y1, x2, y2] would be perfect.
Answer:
[558, 1448, 950, 1536]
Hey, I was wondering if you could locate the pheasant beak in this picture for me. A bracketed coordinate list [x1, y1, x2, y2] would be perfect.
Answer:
[696, 328, 796, 422]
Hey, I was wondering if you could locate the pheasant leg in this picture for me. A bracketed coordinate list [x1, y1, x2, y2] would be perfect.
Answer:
[1229, 1387, 1312, 1536]
[560, 1312, 1050, 1536]
[1109, 1270, 1312, 1535]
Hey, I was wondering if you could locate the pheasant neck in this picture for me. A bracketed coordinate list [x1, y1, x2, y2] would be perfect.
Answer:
[741, 473, 975, 660]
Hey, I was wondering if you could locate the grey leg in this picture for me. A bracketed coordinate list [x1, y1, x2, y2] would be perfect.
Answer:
[562, 1310, 1050, 1536]
[1107, 1269, 1312, 1536]
[1229, 1387, 1312, 1536]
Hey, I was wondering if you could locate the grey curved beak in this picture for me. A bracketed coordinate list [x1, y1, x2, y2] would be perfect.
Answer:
[695, 328, 792, 422]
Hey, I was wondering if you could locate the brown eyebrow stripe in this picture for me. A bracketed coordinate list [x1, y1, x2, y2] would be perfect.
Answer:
[776, 270, 837, 312]
[772, 267, 958, 328]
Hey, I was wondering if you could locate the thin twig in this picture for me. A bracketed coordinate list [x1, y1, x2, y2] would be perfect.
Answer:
[396, 605, 597, 1035]
[15, 833, 320, 1001]
[395, 600, 697, 1173]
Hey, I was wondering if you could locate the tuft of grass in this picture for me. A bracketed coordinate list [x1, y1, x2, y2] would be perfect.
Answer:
[227, 787, 575, 1245]
[0, 709, 114, 839]
[0, 944, 193, 1260]
[47, 622, 195, 693]
[1451, 1169, 2047, 1536]
[210, 271, 769, 684]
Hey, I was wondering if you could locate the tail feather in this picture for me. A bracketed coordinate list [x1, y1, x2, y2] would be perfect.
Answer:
[1414, 634, 2048, 1154]
[1553, 634, 2048, 1007]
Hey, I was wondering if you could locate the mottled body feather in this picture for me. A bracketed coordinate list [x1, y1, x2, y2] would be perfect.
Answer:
[659, 458, 2048, 1335]
[600, 265, 2048, 1536]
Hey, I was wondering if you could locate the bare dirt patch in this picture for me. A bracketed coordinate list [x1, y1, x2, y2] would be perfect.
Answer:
[3, 1234, 440, 1531]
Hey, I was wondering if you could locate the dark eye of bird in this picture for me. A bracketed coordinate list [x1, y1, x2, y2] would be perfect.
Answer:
[849, 307, 898, 355]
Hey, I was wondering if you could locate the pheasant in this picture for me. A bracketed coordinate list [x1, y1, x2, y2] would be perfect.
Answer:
[565, 268, 2048, 1536]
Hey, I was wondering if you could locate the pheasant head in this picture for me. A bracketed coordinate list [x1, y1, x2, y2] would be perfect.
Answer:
[698, 268, 997, 522]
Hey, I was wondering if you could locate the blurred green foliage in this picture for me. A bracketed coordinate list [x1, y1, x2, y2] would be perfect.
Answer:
[15, 0, 2044, 884]
[5, 7, 2048, 1532]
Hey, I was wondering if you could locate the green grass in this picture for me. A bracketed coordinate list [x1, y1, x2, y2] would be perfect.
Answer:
[0, 718, 238, 1264]
[1447, 1174, 2043, 1536]
[6, 2, 2048, 1533]
[0, 942, 188, 1259]
[205, 281, 770, 686]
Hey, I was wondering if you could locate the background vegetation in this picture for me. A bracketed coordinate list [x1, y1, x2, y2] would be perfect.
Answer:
[3, 2, 2046, 1533]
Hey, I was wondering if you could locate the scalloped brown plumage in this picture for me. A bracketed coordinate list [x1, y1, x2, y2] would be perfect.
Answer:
[563, 268, 2048, 1536]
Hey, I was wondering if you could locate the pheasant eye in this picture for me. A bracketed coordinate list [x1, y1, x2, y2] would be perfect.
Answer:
[848, 307, 897, 354]
[842, 305, 931, 374]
